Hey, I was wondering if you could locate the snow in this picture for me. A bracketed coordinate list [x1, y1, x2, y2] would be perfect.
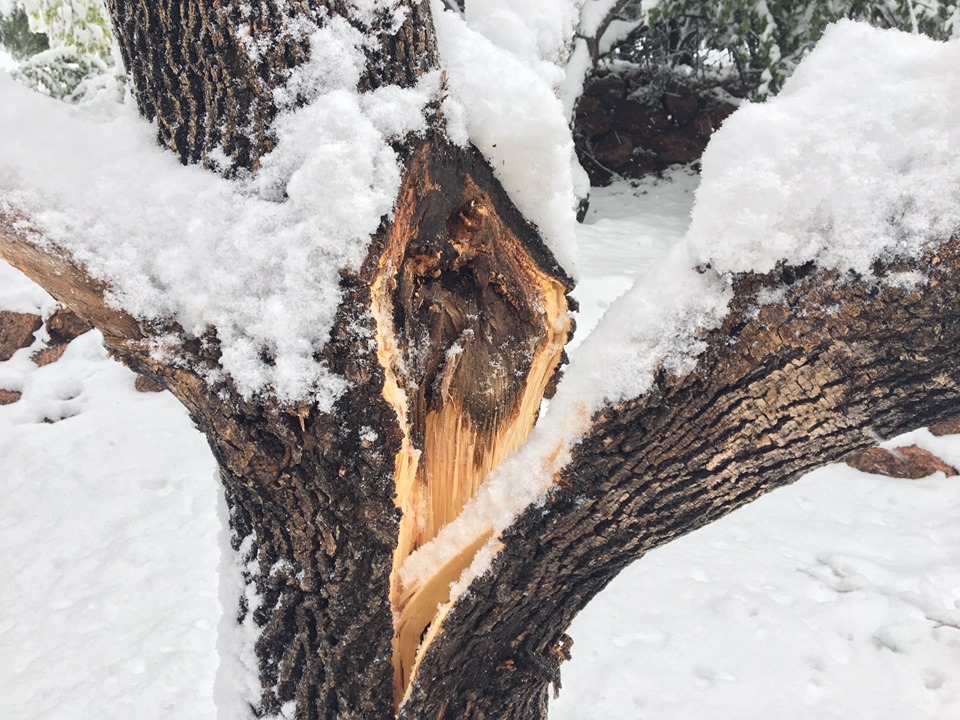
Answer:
[688, 21, 960, 275]
[0, 270, 220, 719]
[403, 21, 960, 588]
[0, 25, 437, 404]
[3, 163, 959, 718]
[0, 46, 15, 72]
[3, 12, 960, 720]
[433, 0, 582, 274]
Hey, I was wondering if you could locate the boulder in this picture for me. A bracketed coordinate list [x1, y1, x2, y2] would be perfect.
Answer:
[32, 344, 68, 367]
[576, 110, 612, 138]
[693, 104, 736, 139]
[46, 305, 92, 344]
[585, 74, 626, 103]
[614, 100, 671, 138]
[647, 129, 704, 165]
[846, 445, 957, 479]
[664, 90, 700, 125]
[0, 311, 42, 361]
[592, 132, 634, 169]
[930, 419, 960, 436]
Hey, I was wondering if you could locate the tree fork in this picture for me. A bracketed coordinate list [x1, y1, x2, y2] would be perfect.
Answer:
[0, 128, 576, 716]
[4, 1, 960, 718]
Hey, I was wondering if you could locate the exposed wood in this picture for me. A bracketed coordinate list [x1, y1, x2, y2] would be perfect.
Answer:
[401, 235, 960, 719]
[369, 138, 573, 701]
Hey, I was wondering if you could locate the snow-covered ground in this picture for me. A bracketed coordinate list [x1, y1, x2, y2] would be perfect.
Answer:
[2, 167, 958, 719]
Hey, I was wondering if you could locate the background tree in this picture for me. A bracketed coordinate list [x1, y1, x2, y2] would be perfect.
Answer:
[0, 0, 119, 99]
[581, 0, 959, 98]
[1, 2, 959, 719]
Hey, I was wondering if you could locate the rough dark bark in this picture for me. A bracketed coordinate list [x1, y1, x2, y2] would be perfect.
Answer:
[0, 127, 575, 717]
[106, 0, 438, 171]
[4, 1, 960, 719]
[401, 237, 960, 719]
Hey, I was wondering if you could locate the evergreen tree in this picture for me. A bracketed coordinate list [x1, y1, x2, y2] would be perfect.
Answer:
[0, 0, 119, 100]
[644, 0, 959, 98]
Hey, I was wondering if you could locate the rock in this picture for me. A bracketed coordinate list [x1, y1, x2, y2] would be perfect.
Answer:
[614, 100, 671, 138]
[930, 419, 960, 436]
[46, 305, 92, 344]
[135, 375, 166, 393]
[620, 152, 662, 178]
[664, 90, 700, 125]
[585, 73, 625, 103]
[576, 96, 601, 114]
[0, 389, 21, 405]
[32, 344, 68, 367]
[693, 104, 736, 139]
[0, 311, 42, 361]
[592, 132, 634, 169]
[647, 129, 704, 165]
[576, 111, 612, 138]
[845, 445, 958, 479]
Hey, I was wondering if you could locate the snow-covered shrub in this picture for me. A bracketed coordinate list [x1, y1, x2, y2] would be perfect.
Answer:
[0, 5, 48, 60]
[640, 0, 960, 99]
[0, 0, 121, 100]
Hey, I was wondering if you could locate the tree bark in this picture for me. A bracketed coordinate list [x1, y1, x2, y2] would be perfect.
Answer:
[401, 239, 960, 718]
[106, 0, 437, 171]
[3, 1, 960, 719]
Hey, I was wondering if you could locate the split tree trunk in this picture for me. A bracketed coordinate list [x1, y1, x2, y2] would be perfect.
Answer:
[2, 2, 959, 719]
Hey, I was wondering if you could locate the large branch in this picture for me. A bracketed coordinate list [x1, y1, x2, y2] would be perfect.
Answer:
[0, 211, 141, 342]
[404, 235, 960, 718]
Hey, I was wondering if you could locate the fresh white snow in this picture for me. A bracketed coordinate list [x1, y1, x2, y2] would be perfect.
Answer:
[3, 165, 958, 718]
[2, 14, 959, 720]
[0, 269, 220, 719]
[688, 20, 960, 275]
[434, 0, 585, 273]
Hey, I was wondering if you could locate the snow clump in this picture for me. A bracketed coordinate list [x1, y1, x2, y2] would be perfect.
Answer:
[432, 0, 584, 275]
[0, 20, 439, 406]
[687, 20, 960, 275]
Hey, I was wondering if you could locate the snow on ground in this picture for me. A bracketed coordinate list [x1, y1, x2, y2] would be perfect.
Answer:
[0, 47, 14, 72]
[2, 167, 958, 718]
[0, 266, 220, 720]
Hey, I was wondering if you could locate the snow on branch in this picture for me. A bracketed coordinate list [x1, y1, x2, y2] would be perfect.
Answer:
[0, 42, 440, 404]
[402, 20, 960, 590]
[688, 20, 960, 275]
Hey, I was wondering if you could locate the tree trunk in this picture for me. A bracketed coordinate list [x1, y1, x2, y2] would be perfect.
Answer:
[2, 2, 959, 719]
[106, 0, 437, 172]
